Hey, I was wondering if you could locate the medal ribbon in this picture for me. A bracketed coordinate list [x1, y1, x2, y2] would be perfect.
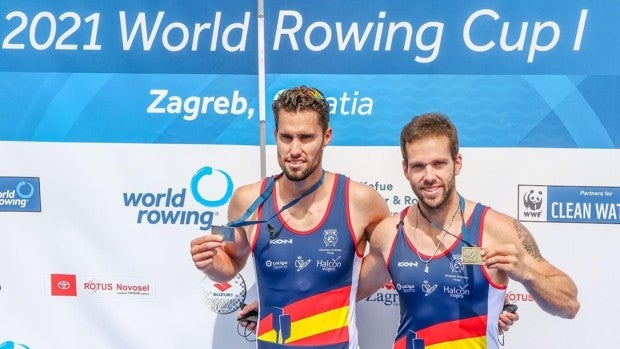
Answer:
[227, 170, 326, 228]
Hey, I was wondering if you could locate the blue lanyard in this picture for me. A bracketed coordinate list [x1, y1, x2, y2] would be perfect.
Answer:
[227, 170, 325, 228]
[417, 195, 475, 247]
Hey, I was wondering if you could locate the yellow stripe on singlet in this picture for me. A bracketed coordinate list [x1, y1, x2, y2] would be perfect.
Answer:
[427, 335, 487, 349]
[257, 305, 350, 343]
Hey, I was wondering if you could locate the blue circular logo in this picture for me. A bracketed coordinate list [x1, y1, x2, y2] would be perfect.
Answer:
[16, 181, 34, 199]
[190, 166, 234, 207]
[0, 341, 31, 349]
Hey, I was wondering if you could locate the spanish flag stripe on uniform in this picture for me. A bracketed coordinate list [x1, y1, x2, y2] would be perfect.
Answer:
[393, 333, 487, 349]
[286, 308, 350, 345]
[426, 336, 487, 349]
[393, 336, 407, 349]
[257, 306, 350, 344]
[418, 315, 487, 345]
[256, 285, 352, 344]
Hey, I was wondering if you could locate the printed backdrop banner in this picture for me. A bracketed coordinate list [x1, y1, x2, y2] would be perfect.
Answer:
[1, 1, 618, 348]
[0, 0, 259, 144]
[263, 0, 619, 148]
[1, 1, 260, 348]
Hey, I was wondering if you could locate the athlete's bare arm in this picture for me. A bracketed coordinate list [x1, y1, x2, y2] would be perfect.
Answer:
[190, 183, 256, 282]
[347, 180, 391, 247]
[481, 209, 580, 319]
[357, 216, 396, 300]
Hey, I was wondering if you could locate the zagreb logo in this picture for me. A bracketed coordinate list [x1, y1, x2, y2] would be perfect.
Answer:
[364, 282, 400, 306]
[122, 166, 234, 231]
[0, 177, 41, 212]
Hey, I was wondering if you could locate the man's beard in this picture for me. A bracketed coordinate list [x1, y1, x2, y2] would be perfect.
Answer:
[283, 166, 313, 181]
[412, 174, 456, 211]
[278, 148, 323, 182]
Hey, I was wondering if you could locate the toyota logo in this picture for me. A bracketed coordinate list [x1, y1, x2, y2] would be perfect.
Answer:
[57, 280, 71, 290]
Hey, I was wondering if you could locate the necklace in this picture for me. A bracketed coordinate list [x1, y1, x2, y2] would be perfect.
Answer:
[413, 203, 460, 273]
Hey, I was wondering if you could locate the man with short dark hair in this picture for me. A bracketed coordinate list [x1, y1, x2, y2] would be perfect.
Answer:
[191, 86, 390, 349]
[358, 112, 580, 348]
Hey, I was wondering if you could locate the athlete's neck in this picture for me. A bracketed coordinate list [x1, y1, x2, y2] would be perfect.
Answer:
[278, 169, 327, 201]
[417, 194, 460, 228]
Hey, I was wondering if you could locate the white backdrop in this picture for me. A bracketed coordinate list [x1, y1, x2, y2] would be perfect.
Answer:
[1, 142, 260, 348]
[1, 141, 616, 348]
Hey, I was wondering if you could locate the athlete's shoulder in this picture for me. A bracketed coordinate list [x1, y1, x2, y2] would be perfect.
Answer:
[349, 179, 390, 221]
[229, 176, 272, 212]
[375, 214, 400, 235]
[370, 214, 400, 252]
[345, 176, 385, 203]
[466, 198, 519, 243]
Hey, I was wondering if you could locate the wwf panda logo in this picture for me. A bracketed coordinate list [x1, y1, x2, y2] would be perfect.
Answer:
[523, 189, 543, 210]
